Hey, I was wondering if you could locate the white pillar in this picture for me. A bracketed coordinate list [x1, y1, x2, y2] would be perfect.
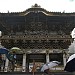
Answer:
[0, 31, 2, 36]
[1, 54, 6, 71]
[46, 53, 49, 63]
[63, 54, 66, 67]
[4, 58, 9, 72]
[22, 53, 26, 72]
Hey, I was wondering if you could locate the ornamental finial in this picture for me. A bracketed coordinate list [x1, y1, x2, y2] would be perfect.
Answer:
[31, 4, 41, 8]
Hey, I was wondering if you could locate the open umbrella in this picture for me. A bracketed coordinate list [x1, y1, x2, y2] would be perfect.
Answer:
[41, 63, 49, 72]
[11, 47, 21, 51]
[41, 61, 60, 72]
[48, 61, 60, 69]
[64, 54, 75, 72]
[0, 47, 14, 61]
[10, 47, 21, 53]
[0, 48, 8, 54]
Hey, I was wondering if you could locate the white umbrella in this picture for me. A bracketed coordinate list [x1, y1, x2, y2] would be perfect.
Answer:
[41, 64, 49, 72]
[41, 61, 60, 72]
[11, 47, 21, 50]
[48, 61, 60, 69]
[10, 47, 21, 53]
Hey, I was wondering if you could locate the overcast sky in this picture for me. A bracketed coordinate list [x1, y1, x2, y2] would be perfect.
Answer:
[0, 0, 75, 13]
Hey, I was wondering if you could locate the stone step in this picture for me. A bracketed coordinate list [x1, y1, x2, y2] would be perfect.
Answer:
[0, 72, 74, 75]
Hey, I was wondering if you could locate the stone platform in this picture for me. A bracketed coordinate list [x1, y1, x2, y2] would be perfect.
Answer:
[0, 72, 74, 75]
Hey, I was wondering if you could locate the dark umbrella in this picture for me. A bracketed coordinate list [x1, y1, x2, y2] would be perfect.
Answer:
[0, 48, 13, 61]
[0, 48, 8, 54]
[0, 48, 10, 60]
[64, 54, 75, 72]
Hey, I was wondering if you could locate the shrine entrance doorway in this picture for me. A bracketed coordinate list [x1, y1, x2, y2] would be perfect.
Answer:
[26, 53, 46, 72]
